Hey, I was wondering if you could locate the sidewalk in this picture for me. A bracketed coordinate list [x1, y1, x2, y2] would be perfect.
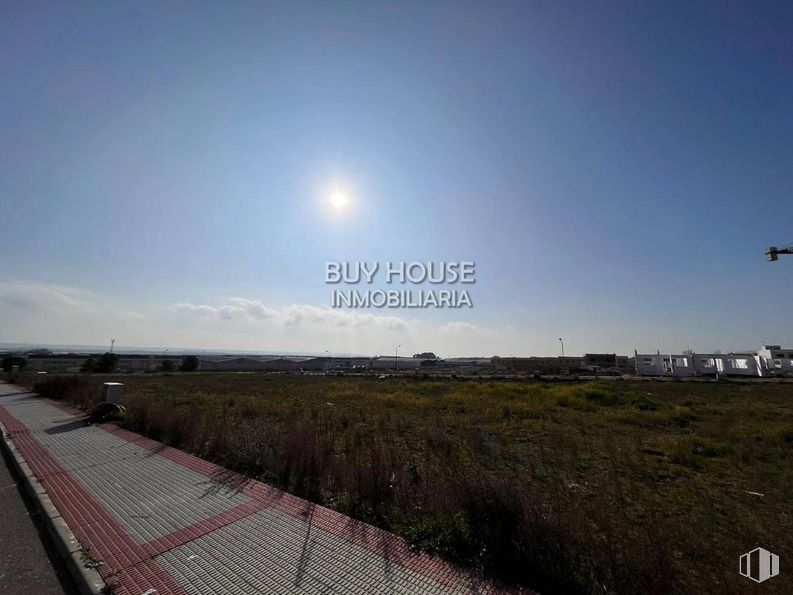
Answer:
[0, 382, 504, 594]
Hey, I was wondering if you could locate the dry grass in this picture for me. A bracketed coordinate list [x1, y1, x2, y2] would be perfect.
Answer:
[28, 373, 793, 594]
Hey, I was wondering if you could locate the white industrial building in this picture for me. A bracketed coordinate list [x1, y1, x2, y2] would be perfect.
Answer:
[635, 346, 793, 377]
[756, 345, 793, 374]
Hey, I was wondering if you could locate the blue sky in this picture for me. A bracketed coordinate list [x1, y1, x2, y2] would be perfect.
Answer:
[2, 1, 792, 356]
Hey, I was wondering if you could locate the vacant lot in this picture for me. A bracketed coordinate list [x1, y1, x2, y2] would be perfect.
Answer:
[30, 374, 793, 594]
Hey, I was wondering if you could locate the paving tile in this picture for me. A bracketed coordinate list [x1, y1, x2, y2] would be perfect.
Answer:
[155, 508, 480, 594]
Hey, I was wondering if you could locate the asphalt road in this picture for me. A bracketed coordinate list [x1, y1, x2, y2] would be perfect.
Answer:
[0, 444, 77, 594]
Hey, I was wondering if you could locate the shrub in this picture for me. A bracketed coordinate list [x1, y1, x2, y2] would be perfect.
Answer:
[2, 355, 26, 373]
[180, 355, 199, 372]
[583, 387, 625, 406]
[95, 352, 119, 373]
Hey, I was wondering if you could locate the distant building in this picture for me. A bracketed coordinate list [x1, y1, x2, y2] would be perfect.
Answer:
[616, 356, 633, 373]
[756, 345, 793, 374]
[634, 347, 791, 377]
[583, 353, 616, 369]
[370, 356, 425, 370]
[26, 354, 88, 372]
[492, 356, 584, 375]
[198, 356, 300, 372]
[21, 346, 790, 378]
[26, 353, 182, 372]
[196, 355, 411, 372]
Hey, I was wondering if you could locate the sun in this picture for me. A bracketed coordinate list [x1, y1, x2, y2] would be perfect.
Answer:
[330, 190, 348, 210]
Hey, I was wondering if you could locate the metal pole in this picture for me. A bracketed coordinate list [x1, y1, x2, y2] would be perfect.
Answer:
[395, 344, 401, 370]
[558, 337, 564, 358]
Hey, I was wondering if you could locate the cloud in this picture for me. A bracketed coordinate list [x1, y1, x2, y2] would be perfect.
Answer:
[282, 304, 406, 329]
[0, 280, 91, 311]
[440, 321, 478, 332]
[174, 298, 277, 320]
[173, 298, 406, 329]
[0, 281, 498, 356]
[174, 303, 222, 317]
[228, 298, 277, 320]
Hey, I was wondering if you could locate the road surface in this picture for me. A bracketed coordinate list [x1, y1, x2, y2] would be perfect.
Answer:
[0, 434, 77, 594]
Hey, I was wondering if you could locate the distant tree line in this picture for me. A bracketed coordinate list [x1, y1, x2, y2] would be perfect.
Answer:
[81, 352, 119, 373]
[2, 355, 26, 373]
[162, 356, 199, 372]
[180, 355, 199, 372]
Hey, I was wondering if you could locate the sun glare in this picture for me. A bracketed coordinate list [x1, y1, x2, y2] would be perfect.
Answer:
[330, 190, 348, 210]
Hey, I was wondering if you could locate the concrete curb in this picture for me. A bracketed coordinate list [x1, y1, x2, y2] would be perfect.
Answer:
[0, 417, 107, 595]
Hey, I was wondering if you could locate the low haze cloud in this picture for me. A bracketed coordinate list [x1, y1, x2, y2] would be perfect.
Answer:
[174, 298, 406, 330]
[0, 280, 91, 311]
[440, 321, 478, 333]
[0, 280, 520, 356]
[174, 298, 277, 320]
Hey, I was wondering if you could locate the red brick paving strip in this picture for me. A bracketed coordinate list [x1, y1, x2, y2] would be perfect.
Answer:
[0, 403, 185, 595]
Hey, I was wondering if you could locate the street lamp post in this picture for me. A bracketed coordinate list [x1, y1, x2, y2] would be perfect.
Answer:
[395, 344, 402, 371]
[558, 337, 564, 358]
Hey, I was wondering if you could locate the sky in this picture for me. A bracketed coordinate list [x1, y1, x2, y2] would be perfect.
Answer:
[2, 1, 793, 357]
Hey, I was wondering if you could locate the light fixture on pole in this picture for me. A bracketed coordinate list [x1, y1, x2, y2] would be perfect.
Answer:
[766, 244, 793, 261]
[395, 344, 402, 370]
[558, 337, 564, 358]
